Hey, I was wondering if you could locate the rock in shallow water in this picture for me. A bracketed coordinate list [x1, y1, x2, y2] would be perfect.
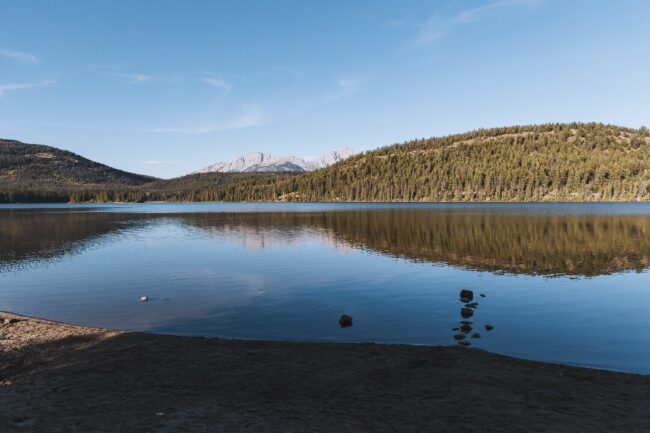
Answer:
[485, 324, 494, 331]
[461, 308, 474, 319]
[459, 289, 474, 303]
[339, 314, 353, 328]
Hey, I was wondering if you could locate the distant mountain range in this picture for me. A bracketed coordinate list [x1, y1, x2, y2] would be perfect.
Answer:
[145, 123, 650, 203]
[3, 123, 650, 203]
[196, 147, 358, 173]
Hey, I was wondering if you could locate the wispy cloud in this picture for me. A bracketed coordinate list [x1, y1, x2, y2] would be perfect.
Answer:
[113, 72, 181, 84]
[201, 77, 230, 90]
[115, 72, 152, 84]
[413, 0, 544, 46]
[322, 77, 364, 102]
[0, 80, 55, 97]
[0, 49, 40, 64]
[152, 104, 267, 134]
[111, 69, 232, 91]
[198, 73, 232, 93]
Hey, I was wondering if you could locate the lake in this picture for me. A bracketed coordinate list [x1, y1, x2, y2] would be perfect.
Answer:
[1, 202, 650, 373]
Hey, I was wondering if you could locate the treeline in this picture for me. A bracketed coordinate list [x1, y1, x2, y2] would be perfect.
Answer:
[2, 123, 650, 203]
[0, 173, 295, 203]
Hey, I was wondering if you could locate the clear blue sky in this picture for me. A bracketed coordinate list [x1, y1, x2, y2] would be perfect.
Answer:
[1, 0, 648, 178]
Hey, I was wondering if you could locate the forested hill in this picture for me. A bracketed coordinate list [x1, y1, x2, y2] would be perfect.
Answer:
[2, 123, 650, 203]
[138, 123, 650, 202]
[0, 139, 157, 201]
[293, 122, 650, 201]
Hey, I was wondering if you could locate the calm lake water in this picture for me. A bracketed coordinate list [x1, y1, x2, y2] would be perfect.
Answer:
[2, 203, 650, 373]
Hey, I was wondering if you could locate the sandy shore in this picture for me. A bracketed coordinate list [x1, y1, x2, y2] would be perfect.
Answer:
[1, 312, 649, 433]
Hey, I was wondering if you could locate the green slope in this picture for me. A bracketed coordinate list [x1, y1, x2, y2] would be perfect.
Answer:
[141, 122, 650, 202]
[0, 139, 157, 202]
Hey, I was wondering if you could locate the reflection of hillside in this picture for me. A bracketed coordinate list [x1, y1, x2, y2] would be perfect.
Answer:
[2, 209, 649, 277]
[185, 211, 650, 276]
[318, 212, 650, 276]
[0, 211, 147, 270]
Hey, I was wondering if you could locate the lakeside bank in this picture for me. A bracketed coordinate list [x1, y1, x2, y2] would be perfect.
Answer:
[1, 312, 649, 433]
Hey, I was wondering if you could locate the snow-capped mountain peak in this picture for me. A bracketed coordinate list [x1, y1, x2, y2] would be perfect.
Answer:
[196, 147, 358, 174]
[311, 146, 357, 169]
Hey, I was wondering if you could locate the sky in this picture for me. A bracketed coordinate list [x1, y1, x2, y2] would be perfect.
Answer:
[0, 0, 649, 178]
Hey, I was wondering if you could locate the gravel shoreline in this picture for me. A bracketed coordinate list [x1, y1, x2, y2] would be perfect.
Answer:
[1, 311, 649, 432]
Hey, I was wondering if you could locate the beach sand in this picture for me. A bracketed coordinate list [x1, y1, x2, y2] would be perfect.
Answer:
[1, 311, 649, 432]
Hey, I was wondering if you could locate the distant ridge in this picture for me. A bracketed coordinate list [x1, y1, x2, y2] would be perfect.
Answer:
[196, 146, 358, 173]
[148, 123, 650, 203]
[0, 138, 156, 201]
[3, 123, 650, 203]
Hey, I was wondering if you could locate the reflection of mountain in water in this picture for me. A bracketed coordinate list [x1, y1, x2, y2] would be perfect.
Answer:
[194, 223, 320, 251]
[2, 209, 650, 277]
[186, 211, 650, 277]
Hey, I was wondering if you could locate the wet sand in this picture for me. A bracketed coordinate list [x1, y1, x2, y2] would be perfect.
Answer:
[1, 311, 649, 433]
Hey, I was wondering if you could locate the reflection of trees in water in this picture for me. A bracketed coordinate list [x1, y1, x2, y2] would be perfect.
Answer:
[185, 211, 650, 277]
[0, 211, 151, 271]
[2, 209, 650, 277]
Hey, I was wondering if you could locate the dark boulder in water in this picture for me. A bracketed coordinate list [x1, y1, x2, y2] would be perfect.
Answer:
[471, 333, 481, 339]
[459, 289, 474, 303]
[461, 308, 474, 319]
[339, 314, 353, 328]
[485, 324, 494, 331]
[460, 324, 472, 333]
[453, 333, 465, 340]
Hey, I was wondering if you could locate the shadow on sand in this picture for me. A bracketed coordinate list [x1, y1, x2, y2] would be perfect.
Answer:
[1, 313, 649, 433]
